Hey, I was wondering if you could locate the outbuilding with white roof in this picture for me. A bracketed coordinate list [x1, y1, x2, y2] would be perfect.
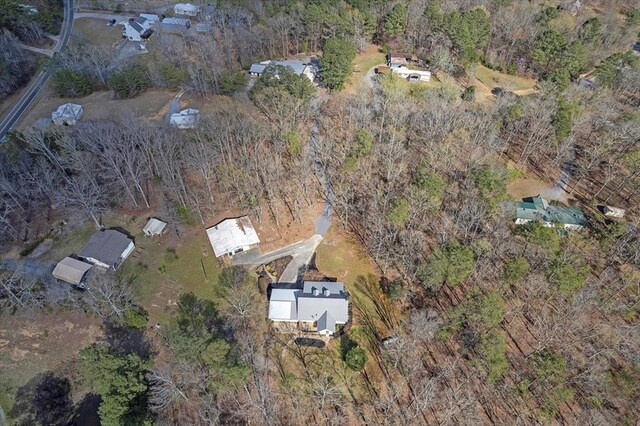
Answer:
[206, 216, 260, 257]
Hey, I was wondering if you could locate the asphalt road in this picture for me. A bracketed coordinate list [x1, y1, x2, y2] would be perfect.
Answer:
[0, 0, 75, 142]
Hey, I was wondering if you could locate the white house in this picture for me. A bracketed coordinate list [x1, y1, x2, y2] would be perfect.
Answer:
[52, 257, 93, 285]
[51, 103, 83, 125]
[390, 64, 431, 82]
[173, 3, 199, 16]
[268, 281, 349, 336]
[169, 108, 199, 129]
[79, 229, 135, 269]
[249, 60, 317, 82]
[206, 216, 260, 257]
[143, 218, 167, 236]
[122, 16, 152, 41]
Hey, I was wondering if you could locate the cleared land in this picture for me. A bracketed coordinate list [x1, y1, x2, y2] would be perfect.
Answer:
[72, 18, 123, 48]
[18, 89, 176, 130]
[0, 311, 102, 413]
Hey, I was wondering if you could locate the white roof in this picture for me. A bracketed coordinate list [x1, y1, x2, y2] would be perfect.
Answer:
[174, 2, 198, 11]
[169, 108, 199, 129]
[139, 13, 159, 22]
[268, 288, 299, 321]
[143, 218, 167, 235]
[206, 216, 260, 257]
[52, 103, 83, 121]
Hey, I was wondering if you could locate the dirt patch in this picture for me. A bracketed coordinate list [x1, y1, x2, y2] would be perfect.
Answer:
[265, 256, 292, 281]
[507, 177, 574, 204]
[0, 311, 102, 410]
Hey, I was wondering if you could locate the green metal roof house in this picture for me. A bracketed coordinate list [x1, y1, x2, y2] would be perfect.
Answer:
[515, 196, 586, 230]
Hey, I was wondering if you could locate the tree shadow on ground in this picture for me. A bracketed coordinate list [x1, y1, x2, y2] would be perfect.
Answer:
[103, 319, 155, 359]
[69, 393, 101, 426]
[10, 371, 73, 426]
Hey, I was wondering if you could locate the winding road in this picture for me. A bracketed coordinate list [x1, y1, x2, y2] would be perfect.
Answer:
[0, 0, 75, 142]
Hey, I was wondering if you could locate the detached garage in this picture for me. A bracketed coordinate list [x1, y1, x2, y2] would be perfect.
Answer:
[206, 216, 260, 257]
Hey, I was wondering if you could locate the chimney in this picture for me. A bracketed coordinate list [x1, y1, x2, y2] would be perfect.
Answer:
[313, 288, 319, 296]
[323, 288, 330, 297]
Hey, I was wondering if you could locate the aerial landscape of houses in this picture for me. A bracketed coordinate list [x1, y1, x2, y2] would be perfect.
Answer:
[1, 0, 640, 424]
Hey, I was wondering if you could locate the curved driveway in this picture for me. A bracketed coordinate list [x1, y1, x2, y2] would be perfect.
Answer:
[0, 0, 75, 141]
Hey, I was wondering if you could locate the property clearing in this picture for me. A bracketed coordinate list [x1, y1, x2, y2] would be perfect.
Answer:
[0, 311, 102, 415]
[343, 44, 386, 95]
[17, 89, 176, 130]
[72, 18, 124, 48]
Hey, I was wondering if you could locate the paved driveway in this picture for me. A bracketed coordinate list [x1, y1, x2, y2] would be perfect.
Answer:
[232, 235, 323, 284]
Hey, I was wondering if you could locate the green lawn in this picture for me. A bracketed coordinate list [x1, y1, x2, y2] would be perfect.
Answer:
[474, 64, 536, 91]
[42, 214, 221, 324]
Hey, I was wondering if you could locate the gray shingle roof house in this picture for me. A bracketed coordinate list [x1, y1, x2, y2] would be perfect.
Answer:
[515, 196, 586, 230]
[52, 257, 93, 285]
[268, 281, 349, 336]
[249, 60, 316, 82]
[79, 230, 135, 269]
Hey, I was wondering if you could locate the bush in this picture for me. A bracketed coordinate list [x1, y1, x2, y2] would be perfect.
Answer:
[122, 306, 148, 329]
[159, 63, 188, 88]
[478, 331, 508, 384]
[52, 69, 93, 97]
[386, 198, 410, 228]
[345, 346, 367, 371]
[461, 85, 476, 101]
[504, 257, 530, 284]
[108, 66, 151, 98]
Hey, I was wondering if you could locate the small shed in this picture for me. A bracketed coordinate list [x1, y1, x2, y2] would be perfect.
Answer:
[52, 257, 93, 285]
[173, 3, 199, 16]
[603, 206, 625, 219]
[206, 216, 260, 257]
[170, 108, 199, 129]
[195, 22, 211, 33]
[143, 218, 167, 236]
[52, 103, 83, 125]
[139, 13, 160, 22]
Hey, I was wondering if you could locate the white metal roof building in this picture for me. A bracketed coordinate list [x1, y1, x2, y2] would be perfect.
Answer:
[169, 108, 199, 129]
[143, 218, 167, 236]
[52, 257, 93, 285]
[268, 288, 299, 321]
[51, 103, 83, 125]
[206, 216, 260, 257]
[174, 3, 199, 16]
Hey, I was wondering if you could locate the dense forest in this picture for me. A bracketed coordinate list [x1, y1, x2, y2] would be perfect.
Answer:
[1, 0, 640, 424]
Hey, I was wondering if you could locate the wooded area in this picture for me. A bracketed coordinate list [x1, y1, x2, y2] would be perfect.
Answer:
[1, 0, 640, 424]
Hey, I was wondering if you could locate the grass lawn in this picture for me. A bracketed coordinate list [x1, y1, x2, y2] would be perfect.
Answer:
[343, 44, 386, 94]
[72, 18, 123, 48]
[474, 64, 536, 92]
[43, 213, 221, 324]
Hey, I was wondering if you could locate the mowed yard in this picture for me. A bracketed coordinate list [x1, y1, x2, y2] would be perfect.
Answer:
[42, 212, 222, 324]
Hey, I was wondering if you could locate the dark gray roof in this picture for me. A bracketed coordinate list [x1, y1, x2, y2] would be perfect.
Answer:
[297, 281, 348, 323]
[79, 230, 132, 267]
